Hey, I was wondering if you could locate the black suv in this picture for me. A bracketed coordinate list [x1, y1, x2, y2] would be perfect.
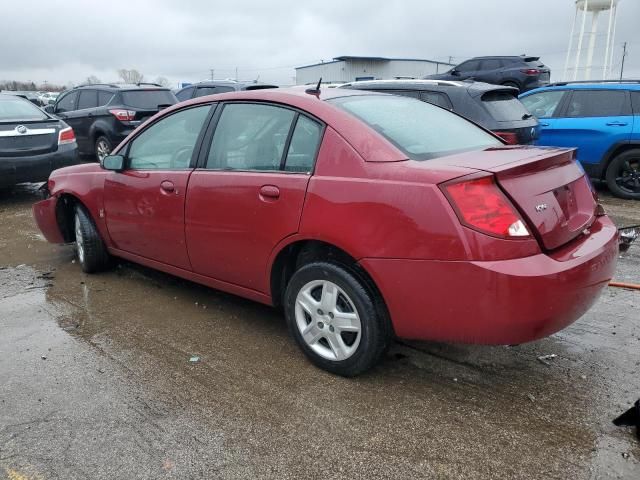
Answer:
[425, 56, 550, 93]
[340, 79, 539, 145]
[175, 80, 277, 102]
[45, 84, 177, 160]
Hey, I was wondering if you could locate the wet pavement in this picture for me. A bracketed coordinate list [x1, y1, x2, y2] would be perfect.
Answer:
[0, 184, 639, 479]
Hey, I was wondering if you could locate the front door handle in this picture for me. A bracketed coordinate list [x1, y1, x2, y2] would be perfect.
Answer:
[259, 185, 280, 200]
[606, 121, 628, 126]
[160, 180, 175, 193]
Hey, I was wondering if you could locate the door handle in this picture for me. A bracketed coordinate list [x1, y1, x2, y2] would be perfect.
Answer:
[539, 122, 550, 127]
[606, 121, 628, 126]
[259, 185, 280, 200]
[160, 180, 175, 193]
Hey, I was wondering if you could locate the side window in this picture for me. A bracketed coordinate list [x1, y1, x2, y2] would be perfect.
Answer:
[565, 90, 631, 118]
[456, 60, 480, 72]
[520, 90, 566, 118]
[631, 91, 640, 115]
[55, 91, 78, 113]
[480, 59, 502, 71]
[98, 91, 114, 107]
[384, 90, 420, 99]
[175, 87, 195, 101]
[127, 105, 211, 170]
[77, 90, 97, 110]
[195, 87, 219, 97]
[206, 103, 295, 171]
[420, 91, 453, 110]
[284, 116, 323, 173]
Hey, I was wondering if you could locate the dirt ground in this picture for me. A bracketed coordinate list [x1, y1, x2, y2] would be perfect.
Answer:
[0, 183, 639, 480]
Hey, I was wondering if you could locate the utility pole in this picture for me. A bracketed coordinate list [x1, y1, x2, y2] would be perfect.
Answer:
[620, 42, 627, 80]
[210, 69, 214, 81]
[235, 67, 238, 81]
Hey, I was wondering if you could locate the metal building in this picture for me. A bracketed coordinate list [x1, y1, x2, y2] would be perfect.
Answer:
[295, 56, 453, 85]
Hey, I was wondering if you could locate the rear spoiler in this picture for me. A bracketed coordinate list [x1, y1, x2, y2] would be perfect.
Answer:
[522, 56, 540, 62]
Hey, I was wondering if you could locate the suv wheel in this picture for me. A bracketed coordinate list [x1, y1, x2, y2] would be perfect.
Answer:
[95, 136, 112, 162]
[74, 205, 111, 273]
[605, 149, 640, 200]
[284, 262, 390, 377]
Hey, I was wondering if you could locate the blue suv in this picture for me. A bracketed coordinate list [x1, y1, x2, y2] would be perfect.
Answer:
[520, 81, 640, 199]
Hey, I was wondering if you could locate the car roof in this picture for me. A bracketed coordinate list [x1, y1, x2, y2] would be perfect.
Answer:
[522, 81, 640, 95]
[73, 83, 171, 91]
[180, 80, 278, 90]
[339, 79, 519, 96]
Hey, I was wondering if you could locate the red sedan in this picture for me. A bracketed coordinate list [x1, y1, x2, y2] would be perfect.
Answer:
[33, 87, 618, 376]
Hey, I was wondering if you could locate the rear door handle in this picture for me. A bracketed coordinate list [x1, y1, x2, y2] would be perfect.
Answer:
[606, 121, 628, 126]
[259, 185, 280, 200]
[160, 180, 175, 193]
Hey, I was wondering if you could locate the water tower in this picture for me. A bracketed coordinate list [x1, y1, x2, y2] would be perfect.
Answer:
[563, 0, 621, 81]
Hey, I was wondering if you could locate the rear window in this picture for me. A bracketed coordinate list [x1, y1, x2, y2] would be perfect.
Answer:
[329, 95, 501, 161]
[481, 91, 532, 122]
[0, 96, 48, 121]
[121, 90, 176, 109]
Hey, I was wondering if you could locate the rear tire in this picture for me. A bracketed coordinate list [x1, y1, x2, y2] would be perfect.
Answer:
[605, 149, 640, 200]
[284, 262, 390, 377]
[95, 135, 112, 163]
[74, 205, 111, 273]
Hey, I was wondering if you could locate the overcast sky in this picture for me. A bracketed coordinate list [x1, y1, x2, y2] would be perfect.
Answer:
[2, 0, 639, 87]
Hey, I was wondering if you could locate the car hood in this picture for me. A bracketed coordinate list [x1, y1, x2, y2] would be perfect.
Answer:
[52, 162, 103, 177]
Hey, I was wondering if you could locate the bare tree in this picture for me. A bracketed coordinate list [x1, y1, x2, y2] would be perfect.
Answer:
[85, 75, 101, 85]
[155, 76, 170, 88]
[117, 69, 144, 84]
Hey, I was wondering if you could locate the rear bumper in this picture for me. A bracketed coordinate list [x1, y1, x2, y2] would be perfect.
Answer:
[0, 145, 79, 188]
[32, 195, 65, 244]
[361, 215, 618, 344]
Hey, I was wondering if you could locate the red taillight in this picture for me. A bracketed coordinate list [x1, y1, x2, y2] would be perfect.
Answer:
[520, 69, 540, 75]
[58, 127, 76, 145]
[494, 131, 519, 145]
[109, 109, 136, 121]
[442, 176, 530, 238]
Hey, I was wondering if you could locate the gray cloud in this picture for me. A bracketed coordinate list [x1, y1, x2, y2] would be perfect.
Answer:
[2, 0, 639, 86]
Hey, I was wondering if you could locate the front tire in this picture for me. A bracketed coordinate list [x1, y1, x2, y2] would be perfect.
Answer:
[95, 135, 112, 162]
[605, 149, 640, 200]
[74, 205, 111, 273]
[284, 262, 390, 376]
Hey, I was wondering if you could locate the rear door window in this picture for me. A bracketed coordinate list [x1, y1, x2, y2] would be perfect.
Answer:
[481, 91, 531, 121]
[284, 115, 323, 173]
[77, 90, 97, 110]
[631, 91, 640, 115]
[420, 91, 453, 109]
[175, 87, 195, 102]
[55, 91, 78, 113]
[520, 90, 566, 118]
[456, 60, 480, 72]
[98, 91, 114, 107]
[121, 90, 177, 109]
[564, 90, 632, 117]
[480, 59, 502, 71]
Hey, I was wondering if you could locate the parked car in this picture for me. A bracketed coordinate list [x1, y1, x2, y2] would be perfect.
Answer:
[425, 56, 550, 93]
[44, 83, 177, 161]
[2, 90, 43, 106]
[520, 81, 640, 200]
[0, 94, 79, 189]
[33, 88, 617, 376]
[39, 92, 59, 105]
[175, 80, 277, 102]
[339, 79, 539, 144]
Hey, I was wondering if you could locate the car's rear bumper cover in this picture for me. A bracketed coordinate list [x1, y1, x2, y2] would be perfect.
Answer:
[361, 216, 618, 344]
[0, 145, 79, 188]
[33, 195, 65, 244]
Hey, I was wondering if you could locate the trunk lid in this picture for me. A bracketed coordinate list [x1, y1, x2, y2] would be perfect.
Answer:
[435, 146, 597, 250]
[0, 121, 59, 157]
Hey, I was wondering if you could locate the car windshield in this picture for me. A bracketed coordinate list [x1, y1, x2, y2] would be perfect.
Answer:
[121, 90, 176, 109]
[329, 95, 501, 160]
[0, 96, 48, 121]
[481, 91, 532, 122]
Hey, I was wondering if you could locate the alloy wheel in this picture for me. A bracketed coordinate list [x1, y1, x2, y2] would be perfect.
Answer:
[96, 140, 111, 162]
[615, 157, 640, 195]
[74, 214, 85, 264]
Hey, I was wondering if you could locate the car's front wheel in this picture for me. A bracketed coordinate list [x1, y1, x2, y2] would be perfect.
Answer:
[95, 135, 112, 162]
[74, 205, 111, 273]
[284, 262, 390, 376]
[605, 149, 640, 200]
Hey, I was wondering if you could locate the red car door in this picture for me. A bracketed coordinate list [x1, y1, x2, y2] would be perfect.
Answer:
[103, 104, 213, 269]
[185, 103, 324, 292]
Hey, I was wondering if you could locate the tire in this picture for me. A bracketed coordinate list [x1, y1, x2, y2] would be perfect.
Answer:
[74, 205, 111, 273]
[605, 149, 640, 200]
[501, 81, 521, 92]
[284, 262, 390, 377]
[95, 135, 112, 162]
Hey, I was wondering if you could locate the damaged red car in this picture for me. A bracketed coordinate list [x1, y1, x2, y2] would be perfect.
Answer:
[33, 88, 618, 376]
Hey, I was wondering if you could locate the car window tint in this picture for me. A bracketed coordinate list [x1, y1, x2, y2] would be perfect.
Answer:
[206, 103, 295, 171]
[384, 90, 420, 99]
[0, 96, 48, 121]
[284, 115, 323, 173]
[457, 60, 480, 72]
[565, 90, 630, 117]
[216, 86, 235, 93]
[481, 59, 502, 70]
[631, 91, 640, 115]
[128, 105, 211, 170]
[77, 90, 97, 110]
[481, 91, 531, 121]
[330, 95, 501, 161]
[195, 87, 219, 97]
[98, 91, 114, 107]
[420, 91, 453, 110]
[175, 87, 194, 101]
[520, 90, 565, 118]
[56, 91, 78, 113]
[121, 90, 176, 109]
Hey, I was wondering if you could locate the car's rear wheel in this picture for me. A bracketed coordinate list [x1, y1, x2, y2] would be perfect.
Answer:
[74, 205, 111, 273]
[605, 149, 640, 200]
[284, 262, 390, 376]
[95, 135, 112, 162]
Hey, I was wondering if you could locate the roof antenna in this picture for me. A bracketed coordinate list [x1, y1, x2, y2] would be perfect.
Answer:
[306, 77, 322, 95]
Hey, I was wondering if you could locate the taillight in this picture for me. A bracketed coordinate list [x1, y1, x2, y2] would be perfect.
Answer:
[109, 109, 136, 121]
[58, 127, 76, 145]
[520, 69, 540, 75]
[494, 131, 519, 145]
[442, 175, 530, 238]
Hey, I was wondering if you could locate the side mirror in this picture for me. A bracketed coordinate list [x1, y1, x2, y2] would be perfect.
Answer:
[451, 69, 460, 76]
[102, 154, 125, 172]
[44, 105, 55, 114]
